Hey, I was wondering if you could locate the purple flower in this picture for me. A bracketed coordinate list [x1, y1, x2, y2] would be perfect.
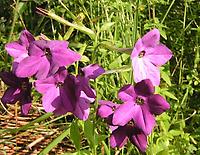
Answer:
[98, 100, 147, 152]
[0, 71, 32, 115]
[131, 28, 173, 86]
[16, 40, 81, 79]
[5, 30, 35, 72]
[112, 79, 170, 135]
[35, 64, 105, 120]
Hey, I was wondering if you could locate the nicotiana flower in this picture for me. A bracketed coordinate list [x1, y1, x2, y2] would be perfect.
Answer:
[16, 40, 81, 79]
[131, 28, 173, 86]
[98, 100, 147, 152]
[35, 64, 105, 120]
[0, 71, 32, 115]
[112, 79, 170, 135]
[5, 30, 35, 72]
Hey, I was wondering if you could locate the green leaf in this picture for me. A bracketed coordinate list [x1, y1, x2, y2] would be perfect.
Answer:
[161, 90, 178, 100]
[84, 120, 95, 148]
[109, 53, 129, 69]
[161, 70, 172, 86]
[70, 121, 81, 150]
[39, 128, 70, 155]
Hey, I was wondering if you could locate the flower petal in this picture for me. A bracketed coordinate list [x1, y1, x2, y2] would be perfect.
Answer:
[78, 76, 96, 98]
[145, 44, 173, 66]
[16, 56, 42, 78]
[73, 91, 91, 121]
[1, 88, 22, 104]
[110, 127, 128, 148]
[42, 87, 61, 112]
[19, 30, 35, 47]
[134, 79, 154, 96]
[35, 77, 56, 94]
[81, 64, 105, 79]
[0, 71, 19, 87]
[148, 94, 170, 115]
[118, 84, 136, 102]
[98, 100, 119, 118]
[5, 42, 27, 58]
[53, 67, 68, 82]
[52, 48, 81, 67]
[48, 40, 69, 49]
[141, 28, 160, 48]
[21, 102, 32, 115]
[130, 128, 147, 153]
[132, 57, 160, 86]
[35, 57, 50, 79]
[112, 101, 135, 126]
[132, 105, 156, 135]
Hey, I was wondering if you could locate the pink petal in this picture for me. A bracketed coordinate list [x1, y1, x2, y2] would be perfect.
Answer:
[82, 64, 105, 79]
[16, 56, 41, 78]
[42, 87, 60, 112]
[145, 44, 173, 66]
[53, 67, 68, 82]
[148, 94, 170, 115]
[130, 129, 147, 152]
[19, 30, 35, 46]
[1, 88, 21, 104]
[132, 57, 160, 86]
[112, 101, 135, 126]
[132, 105, 156, 135]
[131, 39, 145, 58]
[5, 42, 27, 58]
[35, 57, 50, 79]
[52, 48, 81, 67]
[118, 84, 136, 102]
[110, 127, 128, 148]
[29, 42, 44, 56]
[141, 28, 160, 48]
[48, 40, 69, 49]
[35, 77, 56, 94]
[134, 79, 154, 96]
[98, 100, 119, 118]
[21, 102, 32, 115]
[73, 91, 91, 120]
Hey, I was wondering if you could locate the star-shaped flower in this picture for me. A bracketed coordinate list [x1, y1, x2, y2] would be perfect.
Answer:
[35, 64, 104, 120]
[16, 40, 81, 79]
[98, 100, 147, 152]
[131, 28, 173, 86]
[112, 79, 170, 135]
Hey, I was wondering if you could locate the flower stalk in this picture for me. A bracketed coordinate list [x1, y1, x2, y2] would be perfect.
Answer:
[36, 7, 96, 39]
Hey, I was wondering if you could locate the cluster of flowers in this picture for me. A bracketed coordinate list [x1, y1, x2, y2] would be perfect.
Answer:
[97, 29, 173, 152]
[0, 28, 172, 152]
[0, 30, 105, 120]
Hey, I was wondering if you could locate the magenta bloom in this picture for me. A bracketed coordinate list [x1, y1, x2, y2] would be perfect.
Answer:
[112, 79, 170, 135]
[0, 71, 32, 115]
[131, 28, 173, 86]
[5, 30, 35, 72]
[16, 40, 81, 79]
[98, 101, 147, 152]
[35, 64, 105, 120]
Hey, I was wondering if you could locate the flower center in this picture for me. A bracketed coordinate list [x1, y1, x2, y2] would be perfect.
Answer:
[112, 105, 117, 111]
[138, 51, 145, 58]
[44, 48, 52, 59]
[21, 81, 28, 91]
[135, 96, 144, 105]
[127, 120, 135, 127]
[56, 82, 64, 88]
